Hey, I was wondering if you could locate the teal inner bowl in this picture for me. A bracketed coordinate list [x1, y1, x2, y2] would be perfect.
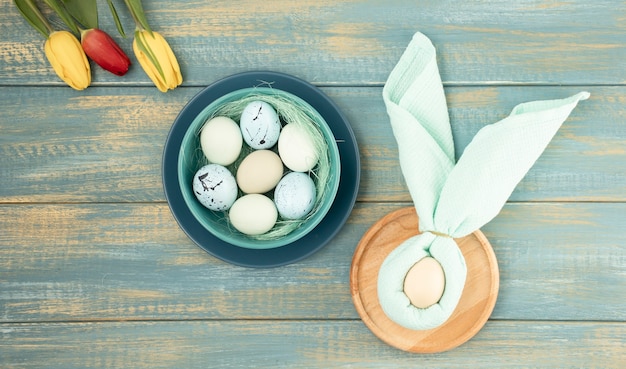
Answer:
[178, 87, 341, 249]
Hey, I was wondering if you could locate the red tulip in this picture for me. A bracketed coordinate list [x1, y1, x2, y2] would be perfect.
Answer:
[81, 28, 130, 76]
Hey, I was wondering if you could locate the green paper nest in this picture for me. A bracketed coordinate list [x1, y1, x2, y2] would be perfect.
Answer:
[193, 91, 335, 241]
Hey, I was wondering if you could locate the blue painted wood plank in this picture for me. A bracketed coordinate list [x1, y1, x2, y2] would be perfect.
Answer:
[1, 202, 624, 322]
[0, 0, 624, 86]
[1, 321, 624, 368]
[0, 86, 623, 202]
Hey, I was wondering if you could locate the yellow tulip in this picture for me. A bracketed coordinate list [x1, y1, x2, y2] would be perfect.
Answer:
[133, 30, 182, 92]
[44, 31, 91, 90]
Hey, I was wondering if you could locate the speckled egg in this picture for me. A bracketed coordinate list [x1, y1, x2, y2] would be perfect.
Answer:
[229, 194, 278, 235]
[240, 101, 281, 149]
[192, 164, 238, 211]
[274, 172, 317, 220]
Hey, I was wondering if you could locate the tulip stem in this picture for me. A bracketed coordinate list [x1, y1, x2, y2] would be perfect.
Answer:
[14, 0, 54, 38]
[41, 0, 80, 35]
[122, 0, 139, 26]
[122, 0, 152, 33]
[26, 1, 53, 34]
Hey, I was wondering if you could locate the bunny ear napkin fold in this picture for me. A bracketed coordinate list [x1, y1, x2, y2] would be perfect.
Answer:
[351, 32, 589, 351]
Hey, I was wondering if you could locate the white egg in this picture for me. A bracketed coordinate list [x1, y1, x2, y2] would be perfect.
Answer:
[192, 164, 238, 211]
[200, 116, 242, 166]
[240, 101, 281, 149]
[278, 123, 319, 172]
[229, 194, 278, 235]
[274, 172, 317, 220]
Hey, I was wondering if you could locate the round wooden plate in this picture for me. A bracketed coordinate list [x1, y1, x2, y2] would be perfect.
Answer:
[350, 207, 499, 353]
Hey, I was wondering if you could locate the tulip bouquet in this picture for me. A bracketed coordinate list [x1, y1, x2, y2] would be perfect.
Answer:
[14, 0, 182, 92]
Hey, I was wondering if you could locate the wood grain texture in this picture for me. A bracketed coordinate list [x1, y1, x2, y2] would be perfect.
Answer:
[1, 86, 623, 202]
[1, 0, 624, 365]
[351, 207, 499, 353]
[1, 202, 624, 323]
[0, 0, 624, 86]
[1, 321, 624, 369]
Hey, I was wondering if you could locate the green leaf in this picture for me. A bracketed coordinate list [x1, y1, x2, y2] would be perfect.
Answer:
[106, 0, 126, 37]
[13, 0, 52, 38]
[42, 0, 80, 34]
[124, 0, 151, 32]
[62, 0, 98, 29]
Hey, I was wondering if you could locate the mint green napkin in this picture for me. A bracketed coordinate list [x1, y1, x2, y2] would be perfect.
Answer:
[378, 32, 589, 330]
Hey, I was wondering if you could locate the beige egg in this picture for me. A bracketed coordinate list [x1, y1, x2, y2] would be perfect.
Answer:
[200, 116, 243, 166]
[236, 150, 284, 194]
[403, 256, 445, 309]
[278, 123, 319, 172]
[228, 194, 277, 235]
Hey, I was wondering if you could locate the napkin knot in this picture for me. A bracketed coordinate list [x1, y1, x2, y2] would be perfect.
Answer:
[428, 230, 452, 238]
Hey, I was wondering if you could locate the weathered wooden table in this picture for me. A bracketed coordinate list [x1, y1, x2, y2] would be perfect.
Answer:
[1, 1, 624, 367]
